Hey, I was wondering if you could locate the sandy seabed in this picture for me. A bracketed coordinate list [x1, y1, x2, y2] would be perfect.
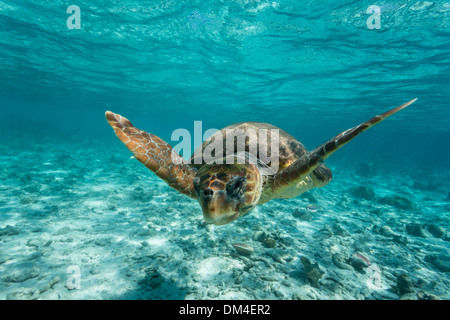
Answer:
[0, 136, 449, 300]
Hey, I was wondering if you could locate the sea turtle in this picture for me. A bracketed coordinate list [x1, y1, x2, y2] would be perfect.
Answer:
[105, 98, 416, 225]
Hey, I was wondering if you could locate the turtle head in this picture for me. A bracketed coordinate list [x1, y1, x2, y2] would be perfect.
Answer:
[194, 163, 262, 225]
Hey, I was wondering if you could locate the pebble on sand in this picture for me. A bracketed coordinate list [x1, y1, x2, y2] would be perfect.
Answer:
[6, 288, 40, 300]
[348, 253, 370, 272]
[349, 186, 375, 200]
[406, 223, 428, 238]
[379, 225, 397, 237]
[0, 225, 20, 237]
[2, 263, 41, 283]
[300, 256, 324, 287]
[425, 224, 446, 239]
[233, 243, 254, 256]
[396, 274, 414, 296]
[293, 209, 312, 221]
[425, 255, 450, 273]
[379, 195, 413, 210]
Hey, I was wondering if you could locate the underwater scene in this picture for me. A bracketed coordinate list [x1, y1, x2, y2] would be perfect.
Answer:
[0, 0, 449, 301]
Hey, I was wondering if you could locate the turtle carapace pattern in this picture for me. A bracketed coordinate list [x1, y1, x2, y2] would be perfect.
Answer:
[106, 98, 417, 225]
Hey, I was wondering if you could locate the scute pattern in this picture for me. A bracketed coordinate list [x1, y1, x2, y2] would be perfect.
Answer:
[105, 111, 197, 198]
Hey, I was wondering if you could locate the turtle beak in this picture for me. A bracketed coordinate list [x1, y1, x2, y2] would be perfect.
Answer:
[200, 189, 241, 225]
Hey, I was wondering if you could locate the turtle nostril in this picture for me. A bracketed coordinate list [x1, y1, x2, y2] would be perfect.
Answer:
[203, 188, 214, 198]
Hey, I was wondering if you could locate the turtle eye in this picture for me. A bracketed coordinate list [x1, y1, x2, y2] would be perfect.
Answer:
[234, 179, 244, 191]
[227, 177, 245, 197]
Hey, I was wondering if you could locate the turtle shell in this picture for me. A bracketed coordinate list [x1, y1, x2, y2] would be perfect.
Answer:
[188, 122, 331, 183]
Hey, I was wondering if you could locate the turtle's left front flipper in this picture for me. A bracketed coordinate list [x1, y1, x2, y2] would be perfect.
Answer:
[272, 98, 417, 191]
[106, 111, 198, 199]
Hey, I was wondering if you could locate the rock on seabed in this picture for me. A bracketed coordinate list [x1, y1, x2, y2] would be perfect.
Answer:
[2, 263, 41, 283]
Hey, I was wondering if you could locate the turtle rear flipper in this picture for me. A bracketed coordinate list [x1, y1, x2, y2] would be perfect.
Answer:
[105, 111, 197, 199]
[272, 98, 417, 192]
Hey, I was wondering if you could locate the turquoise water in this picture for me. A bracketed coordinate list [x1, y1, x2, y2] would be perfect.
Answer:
[0, 0, 449, 300]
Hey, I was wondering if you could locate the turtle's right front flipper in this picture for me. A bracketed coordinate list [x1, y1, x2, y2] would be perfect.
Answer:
[272, 98, 417, 192]
[105, 111, 198, 199]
